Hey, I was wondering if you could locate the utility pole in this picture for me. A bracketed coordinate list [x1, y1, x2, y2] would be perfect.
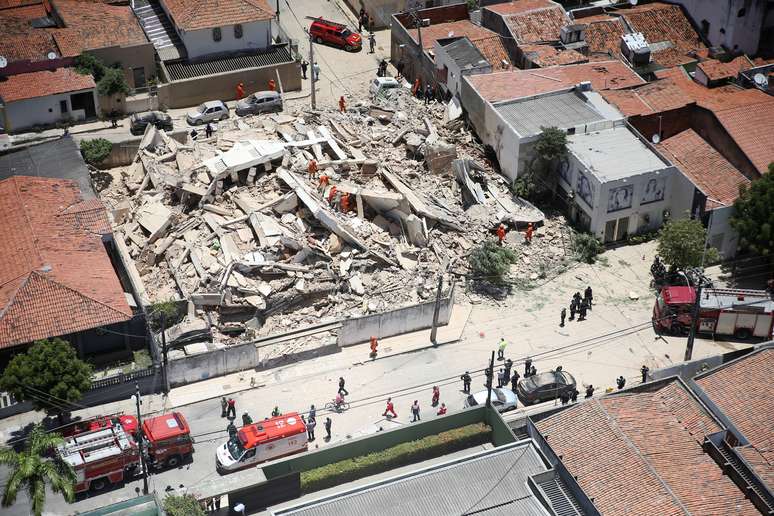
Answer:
[309, 31, 316, 110]
[430, 259, 449, 346]
[485, 351, 495, 408]
[133, 383, 149, 495]
[684, 284, 703, 361]
[161, 314, 168, 395]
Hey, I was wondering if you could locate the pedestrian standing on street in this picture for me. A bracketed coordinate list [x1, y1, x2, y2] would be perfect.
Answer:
[560, 307, 567, 327]
[383, 397, 398, 418]
[504, 358, 513, 381]
[205, 122, 213, 139]
[560, 390, 570, 405]
[461, 371, 472, 393]
[369, 32, 376, 53]
[411, 400, 421, 422]
[236, 82, 245, 100]
[585, 286, 593, 308]
[511, 370, 520, 392]
[370, 335, 378, 357]
[309, 404, 316, 421]
[271, 406, 281, 417]
[313, 62, 320, 81]
[338, 377, 349, 396]
[377, 59, 387, 77]
[301, 59, 308, 79]
[431, 386, 440, 406]
[569, 299, 576, 321]
[242, 412, 253, 426]
[226, 397, 236, 419]
[227, 421, 237, 440]
[307, 417, 316, 441]
[616, 376, 626, 390]
[570, 387, 579, 403]
[268, 79, 276, 91]
[524, 358, 532, 377]
[358, 7, 365, 31]
[497, 368, 505, 388]
[484, 365, 493, 388]
[221, 397, 228, 418]
[324, 417, 332, 440]
[578, 300, 588, 321]
[641, 365, 650, 383]
[585, 385, 595, 398]
[530, 365, 537, 377]
[437, 403, 447, 416]
[497, 337, 507, 360]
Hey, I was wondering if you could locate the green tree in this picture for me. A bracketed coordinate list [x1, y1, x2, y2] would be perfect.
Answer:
[516, 127, 568, 201]
[730, 164, 774, 257]
[657, 218, 719, 269]
[74, 52, 105, 82]
[0, 338, 92, 417]
[573, 232, 604, 264]
[79, 138, 112, 166]
[534, 126, 568, 163]
[97, 67, 130, 97]
[0, 424, 75, 516]
[163, 493, 205, 516]
[469, 240, 518, 285]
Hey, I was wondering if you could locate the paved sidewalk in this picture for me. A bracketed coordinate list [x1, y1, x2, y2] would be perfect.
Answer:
[167, 304, 472, 408]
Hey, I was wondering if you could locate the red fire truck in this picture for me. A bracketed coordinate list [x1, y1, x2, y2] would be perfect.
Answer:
[653, 286, 774, 339]
[60, 413, 138, 438]
[216, 412, 307, 473]
[57, 412, 194, 492]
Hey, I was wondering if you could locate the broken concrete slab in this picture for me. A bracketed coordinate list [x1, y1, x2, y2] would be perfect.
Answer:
[380, 168, 462, 231]
[136, 202, 173, 243]
[425, 140, 457, 175]
[164, 318, 211, 346]
[453, 159, 486, 205]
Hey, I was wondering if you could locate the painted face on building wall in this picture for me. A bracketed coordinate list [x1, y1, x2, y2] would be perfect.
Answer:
[607, 185, 633, 212]
[641, 177, 666, 204]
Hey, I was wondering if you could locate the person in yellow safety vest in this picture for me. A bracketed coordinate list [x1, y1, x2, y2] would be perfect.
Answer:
[497, 337, 507, 361]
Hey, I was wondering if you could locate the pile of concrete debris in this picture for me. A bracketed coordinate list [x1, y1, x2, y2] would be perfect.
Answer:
[100, 88, 555, 348]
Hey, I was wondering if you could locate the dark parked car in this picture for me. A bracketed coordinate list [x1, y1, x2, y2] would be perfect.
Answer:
[130, 111, 173, 135]
[517, 370, 576, 405]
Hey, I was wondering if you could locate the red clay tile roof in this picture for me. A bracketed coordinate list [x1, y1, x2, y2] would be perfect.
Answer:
[162, 0, 273, 31]
[471, 34, 513, 69]
[536, 381, 759, 515]
[622, 3, 707, 68]
[51, 0, 148, 56]
[519, 44, 587, 67]
[656, 129, 750, 209]
[498, 1, 569, 44]
[601, 77, 693, 116]
[466, 60, 644, 102]
[0, 3, 58, 62]
[712, 100, 774, 175]
[0, 68, 95, 103]
[580, 15, 627, 59]
[697, 56, 755, 82]
[0, 177, 132, 349]
[696, 348, 774, 491]
[654, 66, 771, 111]
[484, 0, 555, 16]
[410, 20, 494, 50]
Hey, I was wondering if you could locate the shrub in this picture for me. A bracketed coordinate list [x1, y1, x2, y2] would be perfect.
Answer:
[163, 494, 205, 516]
[469, 240, 518, 285]
[74, 52, 105, 82]
[148, 299, 185, 332]
[300, 423, 492, 494]
[657, 218, 719, 269]
[573, 232, 603, 264]
[79, 138, 113, 166]
[97, 67, 130, 97]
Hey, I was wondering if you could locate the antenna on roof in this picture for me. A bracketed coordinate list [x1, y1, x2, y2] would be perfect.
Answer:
[0, 56, 6, 68]
[651, 134, 661, 144]
[47, 51, 57, 60]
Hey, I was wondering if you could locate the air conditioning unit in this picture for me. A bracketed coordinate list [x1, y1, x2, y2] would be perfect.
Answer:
[621, 32, 651, 65]
[560, 24, 586, 44]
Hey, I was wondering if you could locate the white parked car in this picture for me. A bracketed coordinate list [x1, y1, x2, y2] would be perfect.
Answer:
[463, 388, 518, 413]
[369, 77, 400, 97]
[186, 100, 229, 125]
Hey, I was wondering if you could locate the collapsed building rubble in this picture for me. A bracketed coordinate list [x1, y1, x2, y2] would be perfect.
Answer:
[99, 87, 569, 353]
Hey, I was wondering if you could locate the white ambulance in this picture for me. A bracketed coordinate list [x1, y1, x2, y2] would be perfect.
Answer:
[216, 412, 307, 473]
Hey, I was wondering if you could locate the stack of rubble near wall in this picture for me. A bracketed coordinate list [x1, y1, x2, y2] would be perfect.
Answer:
[98, 87, 562, 351]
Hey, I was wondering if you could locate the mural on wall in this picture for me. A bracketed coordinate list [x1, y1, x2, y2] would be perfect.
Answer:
[558, 156, 571, 185]
[576, 172, 593, 206]
[641, 177, 666, 204]
[607, 185, 633, 213]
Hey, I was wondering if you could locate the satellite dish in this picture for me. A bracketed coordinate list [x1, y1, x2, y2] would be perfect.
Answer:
[754, 73, 768, 87]
[47, 51, 57, 60]
[651, 134, 661, 144]
[0, 56, 6, 68]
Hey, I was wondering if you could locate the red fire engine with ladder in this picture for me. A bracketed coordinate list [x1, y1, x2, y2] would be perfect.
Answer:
[57, 412, 194, 493]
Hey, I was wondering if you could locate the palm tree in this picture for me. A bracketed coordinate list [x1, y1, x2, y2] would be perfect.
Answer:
[0, 424, 75, 516]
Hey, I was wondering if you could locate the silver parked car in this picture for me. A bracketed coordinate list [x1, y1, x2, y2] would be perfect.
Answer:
[235, 91, 282, 116]
[186, 100, 229, 125]
[463, 388, 518, 413]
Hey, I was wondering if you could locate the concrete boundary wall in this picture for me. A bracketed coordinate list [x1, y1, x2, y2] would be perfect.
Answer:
[338, 286, 455, 347]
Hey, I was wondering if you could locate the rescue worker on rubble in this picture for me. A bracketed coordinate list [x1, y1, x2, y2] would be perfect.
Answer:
[307, 159, 318, 180]
[339, 96, 346, 113]
[318, 174, 330, 193]
[340, 192, 351, 213]
[236, 82, 245, 100]
[328, 185, 338, 206]
[497, 223, 506, 245]
[525, 222, 534, 243]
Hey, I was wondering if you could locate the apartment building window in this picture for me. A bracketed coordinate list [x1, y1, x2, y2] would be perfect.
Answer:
[234, 24, 243, 39]
[213, 27, 222, 42]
